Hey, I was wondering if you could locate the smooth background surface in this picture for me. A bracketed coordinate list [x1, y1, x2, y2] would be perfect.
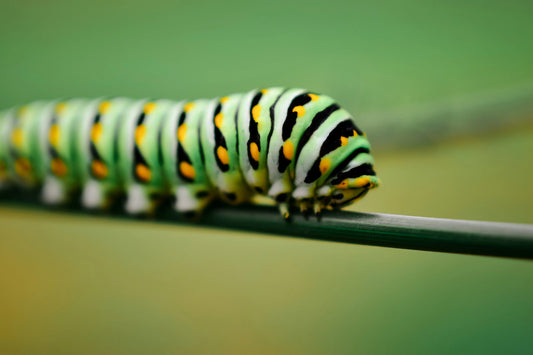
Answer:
[1, 0, 532, 354]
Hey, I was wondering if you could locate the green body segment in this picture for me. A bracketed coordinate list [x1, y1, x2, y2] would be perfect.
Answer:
[41, 99, 93, 204]
[0, 88, 380, 219]
[160, 99, 213, 214]
[200, 93, 252, 205]
[117, 99, 174, 214]
[237, 87, 285, 195]
[77, 98, 132, 209]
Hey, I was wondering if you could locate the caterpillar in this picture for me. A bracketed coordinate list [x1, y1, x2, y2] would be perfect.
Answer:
[0, 88, 380, 219]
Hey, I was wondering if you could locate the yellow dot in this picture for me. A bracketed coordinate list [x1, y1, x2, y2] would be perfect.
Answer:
[340, 136, 348, 146]
[354, 176, 371, 188]
[215, 113, 224, 128]
[308, 93, 319, 101]
[99, 101, 111, 114]
[179, 161, 196, 180]
[335, 179, 348, 189]
[260, 89, 269, 94]
[55, 102, 67, 114]
[177, 124, 187, 143]
[144, 102, 156, 115]
[135, 124, 146, 146]
[251, 105, 261, 122]
[135, 164, 151, 182]
[282, 140, 294, 160]
[51, 157, 68, 177]
[11, 128, 24, 148]
[91, 123, 103, 143]
[15, 158, 31, 178]
[91, 160, 108, 179]
[220, 96, 229, 104]
[353, 130, 358, 137]
[249, 142, 260, 162]
[49, 124, 60, 147]
[217, 146, 229, 165]
[319, 158, 331, 174]
[184, 102, 195, 113]
[292, 105, 305, 117]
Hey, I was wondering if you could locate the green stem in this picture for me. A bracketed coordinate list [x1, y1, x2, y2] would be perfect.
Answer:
[2, 194, 533, 260]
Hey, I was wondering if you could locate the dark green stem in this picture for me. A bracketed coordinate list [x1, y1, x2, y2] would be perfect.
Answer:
[2, 193, 532, 260]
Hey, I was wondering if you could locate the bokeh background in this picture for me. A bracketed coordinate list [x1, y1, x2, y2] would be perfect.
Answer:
[1, 0, 533, 353]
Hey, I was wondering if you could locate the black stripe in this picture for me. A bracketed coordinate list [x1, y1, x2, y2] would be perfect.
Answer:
[281, 93, 312, 141]
[304, 146, 370, 184]
[333, 189, 368, 208]
[330, 163, 376, 185]
[293, 104, 339, 166]
[88, 110, 106, 178]
[198, 117, 205, 165]
[177, 143, 194, 182]
[214, 103, 222, 117]
[277, 147, 291, 173]
[247, 91, 263, 169]
[326, 147, 371, 184]
[132, 145, 149, 183]
[89, 143, 102, 161]
[136, 112, 146, 126]
[213, 103, 229, 172]
[319, 119, 357, 156]
[178, 111, 186, 126]
[48, 114, 60, 162]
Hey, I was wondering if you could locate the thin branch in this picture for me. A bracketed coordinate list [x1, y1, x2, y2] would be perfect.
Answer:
[2, 194, 533, 260]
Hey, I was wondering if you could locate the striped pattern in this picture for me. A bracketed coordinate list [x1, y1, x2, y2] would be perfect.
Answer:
[0, 88, 380, 219]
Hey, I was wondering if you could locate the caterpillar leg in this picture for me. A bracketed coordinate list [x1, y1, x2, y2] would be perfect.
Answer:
[81, 179, 113, 209]
[41, 176, 68, 205]
[299, 198, 312, 217]
[313, 200, 323, 217]
[174, 185, 213, 217]
[277, 202, 291, 220]
[124, 184, 157, 215]
[268, 177, 294, 220]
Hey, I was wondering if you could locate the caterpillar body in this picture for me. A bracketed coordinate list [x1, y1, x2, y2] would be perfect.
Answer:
[0, 88, 380, 219]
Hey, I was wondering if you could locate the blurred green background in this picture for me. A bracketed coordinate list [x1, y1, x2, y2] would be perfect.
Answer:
[1, 0, 532, 354]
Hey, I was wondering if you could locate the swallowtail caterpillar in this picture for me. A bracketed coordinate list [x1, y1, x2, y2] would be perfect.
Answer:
[0, 88, 380, 219]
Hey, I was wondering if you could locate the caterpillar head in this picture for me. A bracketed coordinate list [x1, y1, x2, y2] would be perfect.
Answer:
[315, 161, 380, 211]
[325, 175, 380, 209]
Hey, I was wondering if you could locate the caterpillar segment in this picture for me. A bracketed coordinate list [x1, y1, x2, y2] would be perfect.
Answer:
[0, 88, 380, 219]
[200, 94, 253, 206]
[79, 98, 133, 209]
[237, 87, 285, 196]
[42, 99, 94, 205]
[117, 99, 174, 215]
[160, 99, 214, 217]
